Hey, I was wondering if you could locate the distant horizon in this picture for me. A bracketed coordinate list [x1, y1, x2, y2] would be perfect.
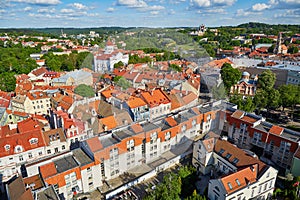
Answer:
[1, 0, 299, 28]
[0, 22, 299, 30]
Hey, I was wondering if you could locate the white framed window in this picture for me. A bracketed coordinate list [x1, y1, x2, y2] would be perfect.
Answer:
[29, 138, 38, 145]
[4, 144, 10, 151]
[165, 131, 171, 141]
[15, 145, 23, 153]
[150, 132, 157, 144]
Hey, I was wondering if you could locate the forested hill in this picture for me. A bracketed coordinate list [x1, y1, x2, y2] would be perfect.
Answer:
[0, 27, 132, 36]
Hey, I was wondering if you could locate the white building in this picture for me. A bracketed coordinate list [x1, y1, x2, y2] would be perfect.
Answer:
[93, 40, 129, 73]
[192, 136, 278, 200]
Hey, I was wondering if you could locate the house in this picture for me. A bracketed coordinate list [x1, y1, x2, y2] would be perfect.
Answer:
[93, 40, 129, 73]
[220, 108, 300, 175]
[230, 71, 257, 97]
[38, 148, 101, 199]
[192, 136, 277, 200]
[124, 97, 150, 122]
[0, 118, 46, 190]
[11, 91, 51, 115]
[51, 69, 93, 86]
[140, 88, 171, 120]
[28, 67, 48, 81]
[43, 128, 68, 156]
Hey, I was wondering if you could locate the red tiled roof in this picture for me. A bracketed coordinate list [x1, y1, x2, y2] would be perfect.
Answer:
[269, 125, 284, 136]
[40, 162, 57, 179]
[141, 89, 171, 108]
[165, 117, 178, 127]
[130, 124, 144, 133]
[86, 137, 103, 152]
[231, 110, 244, 119]
[31, 67, 48, 77]
[100, 116, 117, 130]
[127, 97, 147, 109]
[221, 165, 257, 194]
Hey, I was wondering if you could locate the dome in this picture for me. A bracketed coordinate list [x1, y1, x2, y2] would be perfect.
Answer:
[242, 71, 250, 76]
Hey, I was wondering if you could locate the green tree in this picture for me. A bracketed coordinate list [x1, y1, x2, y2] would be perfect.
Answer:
[254, 89, 268, 113]
[268, 44, 275, 53]
[169, 64, 182, 72]
[115, 76, 131, 90]
[211, 84, 227, 100]
[257, 70, 276, 90]
[74, 84, 95, 97]
[288, 46, 299, 54]
[114, 61, 124, 69]
[220, 63, 241, 92]
[0, 72, 16, 92]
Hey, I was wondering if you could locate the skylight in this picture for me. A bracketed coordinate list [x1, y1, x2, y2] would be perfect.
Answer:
[225, 153, 232, 159]
[236, 179, 241, 186]
[228, 182, 233, 190]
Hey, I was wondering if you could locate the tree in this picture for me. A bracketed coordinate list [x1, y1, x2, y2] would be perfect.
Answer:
[211, 84, 227, 100]
[115, 76, 131, 90]
[257, 70, 276, 91]
[114, 61, 124, 69]
[74, 84, 95, 97]
[288, 46, 299, 54]
[0, 72, 16, 92]
[254, 89, 268, 113]
[220, 63, 241, 92]
[230, 94, 255, 112]
[268, 44, 275, 53]
[169, 64, 182, 72]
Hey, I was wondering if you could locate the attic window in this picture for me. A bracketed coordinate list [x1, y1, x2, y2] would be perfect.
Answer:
[15, 145, 23, 153]
[225, 153, 232, 159]
[4, 144, 10, 151]
[233, 158, 239, 164]
[228, 182, 233, 190]
[219, 149, 225, 154]
[236, 179, 241, 186]
[29, 138, 38, 145]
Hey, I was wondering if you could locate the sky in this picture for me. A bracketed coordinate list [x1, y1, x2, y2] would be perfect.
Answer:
[0, 0, 299, 28]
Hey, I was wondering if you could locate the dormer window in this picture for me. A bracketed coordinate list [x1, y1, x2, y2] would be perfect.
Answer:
[15, 145, 23, 153]
[4, 144, 10, 151]
[29, 138, 38, 145]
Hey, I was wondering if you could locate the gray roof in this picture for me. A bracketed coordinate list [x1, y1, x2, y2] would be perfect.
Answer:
[52, 70, 91, 83]
[36, 186, 59, 200]
[72, 148, 93, 166]
[53, 156, 78, 173]
[141, 122, 159, 132]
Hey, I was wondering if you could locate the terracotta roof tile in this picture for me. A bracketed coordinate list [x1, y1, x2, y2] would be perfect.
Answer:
[127, 97, 147, 109]
[86, 137, 103, 152]
[40, 162, 57, 179]
[165, 117, 178, 127]
[231, 110, 244, 119]
[269, 125, 284, 136]
[130, 124, 144, 133]
[221, 165, 257, 194]
[100, 116, 117, 130]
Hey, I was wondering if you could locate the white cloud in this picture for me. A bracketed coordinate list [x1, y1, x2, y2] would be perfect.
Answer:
[252, 3, 271, 11]
[71, 3, 88, 10]
[117, 0, 148, 8]
[168, 9, 176, 14]
[11, 0, 61, 6]
[60, 9, 74, 13]
[150, 11, 159, 15]
[23, 6, 32, 11]
[38, 8, 55, 13]
[235, 8, 258, 17]
[106, 7, 115, 12]
[117, 0, 165, 11]
[274, 8, 300, 18]
[190, 0, 236, 8]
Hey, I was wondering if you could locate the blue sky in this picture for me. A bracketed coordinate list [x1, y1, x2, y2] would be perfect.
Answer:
[0, 0, 299, 28]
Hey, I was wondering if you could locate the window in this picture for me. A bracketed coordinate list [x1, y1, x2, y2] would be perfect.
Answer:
[55, 148, 59, 153]
[62, 145, 65, 150]
[269, 180, 273, 188]
[19, 155, 24, 161]
[181, 124, 187, 132]
[4, 144, 10, 151]
[232, 158, 239, 164]
[28, 152, 32, 158]
[165, 131, 171, 141]
[219, 149, 225, 154]
[126, 139, 135, 151]
[192, 119, 197, 126]
[47, 150, 51, 154]
[236, 179, 241, 186]
[15, 145, 23, 153]
[29, 138, 38, 145]
[228, 182, 233, 190]
[225, 153, 232, 159]
[150, 132, 157, 144]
